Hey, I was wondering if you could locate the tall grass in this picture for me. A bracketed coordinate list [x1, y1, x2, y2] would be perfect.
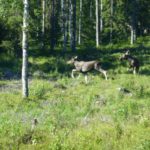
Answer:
[0, 38, 150, 149]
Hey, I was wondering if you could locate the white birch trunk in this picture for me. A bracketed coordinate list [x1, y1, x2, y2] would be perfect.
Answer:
[51, 0, 55, 50]
[42, 0, 45, 47]
[95, 0, 99, 47]
[133, 29, 136, 42]
[61, 0, 67, 51]
[130, 0, 137, 45]
[66, 0, 70, 42]
[70, 0, 76, 51]
[36, 0, 40, 38]
[110, 0, 113, 43]
[22, 0, 29, 98]
[68, 4, 71, 41]
[90, 1, 93, 19]
[100, 0, 103, 32]
[131, 26, 134, 45]
[69, 0, 72, 45]
[130, 26, 136, 45]
[78, 0, 82, 45]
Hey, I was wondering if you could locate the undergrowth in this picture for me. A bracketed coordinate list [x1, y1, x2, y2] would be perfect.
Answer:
[0, 39, 150, 149]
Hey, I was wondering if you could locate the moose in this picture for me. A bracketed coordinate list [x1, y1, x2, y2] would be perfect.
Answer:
[120, 50, 140, 74]
[67, 56, 108, 83]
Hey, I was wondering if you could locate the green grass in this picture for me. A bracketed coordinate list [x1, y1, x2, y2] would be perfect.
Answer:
[0, 38, 150, 149]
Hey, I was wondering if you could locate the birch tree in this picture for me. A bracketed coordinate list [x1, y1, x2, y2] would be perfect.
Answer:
[100, 0, 103, 32]
[130, 0, 137, 45]
[70, 0, 76, 51]
[22, 0, 29, 98]
[50, 0, 55, 50]
[66, 0, 70, 43]
[90, 1, 93, 19]
[78, 0, 82, 45]
[95, 0, 99, 47]
[110, 0, 113, 43]
[99, 0, 103, 43]
[36, 0, 41, 39]
[61, 0, 67, 51]
[42, 0, 46, 48]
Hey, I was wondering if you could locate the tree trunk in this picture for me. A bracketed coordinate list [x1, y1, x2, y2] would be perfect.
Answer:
[22, 0, 29, 98]
[90, 1, 93, 19]
[66, 0, 70, 43]
[42, 0, 45, 48]
[69, 0, 72, 43]
[70, 0, 76, 51]
[110, 0, 113, 43]
[130, 24, 136, 45]
[78, 0, 82, 45]
[36, 0, 41, 39]
[99, 0, 103, 43]
[50, 0, 55, 51]
[130, 0, 137, 45]
[100, 0, 103, 32]
[61, 0, 67, 51]
[95, 0, 99, 47]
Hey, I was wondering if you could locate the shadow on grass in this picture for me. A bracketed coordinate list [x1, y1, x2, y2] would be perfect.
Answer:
[140, 69, 150, 76]
[0, 43, 149, 79]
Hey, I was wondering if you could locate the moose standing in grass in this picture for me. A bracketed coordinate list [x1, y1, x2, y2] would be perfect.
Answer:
[120, 50, 140, 74]
[67, 56, 108, 84]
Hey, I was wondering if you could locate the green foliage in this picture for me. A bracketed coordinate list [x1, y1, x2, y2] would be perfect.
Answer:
[0, 0, 150, 54]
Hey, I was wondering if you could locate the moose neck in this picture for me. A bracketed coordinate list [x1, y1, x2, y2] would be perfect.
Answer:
[126, 55, 134, 62]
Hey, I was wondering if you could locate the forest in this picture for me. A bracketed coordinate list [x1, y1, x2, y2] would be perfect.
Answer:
[0, 0, 150, 149]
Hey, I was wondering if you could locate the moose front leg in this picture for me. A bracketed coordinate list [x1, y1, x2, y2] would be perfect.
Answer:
[85, 74, 88, 84]
[71, 69, 79, 78]
[127, 65, 133, 72]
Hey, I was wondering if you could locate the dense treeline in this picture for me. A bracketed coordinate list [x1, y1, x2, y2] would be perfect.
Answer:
[0, 0, 150, 55]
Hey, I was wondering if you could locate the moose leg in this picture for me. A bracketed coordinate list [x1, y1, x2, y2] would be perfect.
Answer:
[127, 65, 132, 72]
[84, 73, 88, 84]
[102, 70, 108, 80]
[94, 63, 108, 80]
[77, 74, 81, 79]
[71, 69, 78, 78]
[133, 67, 136, 75]
[96, 68, 108, 80]
[85, 74, 88, 84]
[82, 72, 88, 84]
[136, 66, 139, 74]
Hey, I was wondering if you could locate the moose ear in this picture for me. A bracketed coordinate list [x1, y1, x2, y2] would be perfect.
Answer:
[125, 50, 130, 55]
[74, 56, 78, 59]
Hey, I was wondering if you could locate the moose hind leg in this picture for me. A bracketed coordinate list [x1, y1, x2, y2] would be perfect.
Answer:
[133, 67, 136, 75]
[94, 63, 108, 80]
[102, 70, 108, 80]
[82, 72, 88, 84]
[136, 66, 139, 74]
[97, 68, 108, 80]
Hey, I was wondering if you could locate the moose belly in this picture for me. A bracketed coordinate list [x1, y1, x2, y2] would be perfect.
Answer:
[81, 64, 93, 72]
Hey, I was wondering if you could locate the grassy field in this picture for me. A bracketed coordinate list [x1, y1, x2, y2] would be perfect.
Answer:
[0, 37, 150, 149]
